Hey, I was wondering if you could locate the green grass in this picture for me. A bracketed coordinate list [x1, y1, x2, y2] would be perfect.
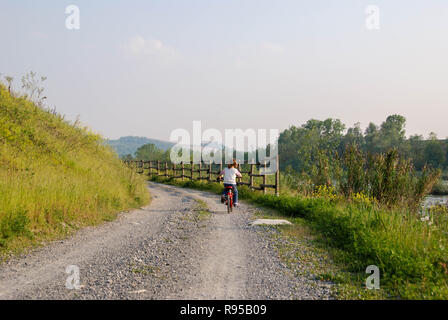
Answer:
[193, 199, 212, 220]
[263, 217, 387, 299]
[149, 175, 448, 299]
[0, 84, 149, 256]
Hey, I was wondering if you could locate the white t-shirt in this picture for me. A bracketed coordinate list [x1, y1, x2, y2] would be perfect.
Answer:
[221, 167, 242, 184]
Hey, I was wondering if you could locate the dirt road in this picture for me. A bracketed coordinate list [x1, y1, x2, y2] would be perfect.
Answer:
[0, 183, 332, 300]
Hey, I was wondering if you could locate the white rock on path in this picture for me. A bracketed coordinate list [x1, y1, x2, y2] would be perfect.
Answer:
[251, 219, 292, 226]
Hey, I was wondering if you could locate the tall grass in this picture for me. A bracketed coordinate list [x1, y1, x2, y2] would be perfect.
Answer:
[288, 144, 441, 209]
[0, 84, 149, 254]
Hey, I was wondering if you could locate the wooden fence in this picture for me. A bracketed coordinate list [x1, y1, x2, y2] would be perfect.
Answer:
[124, 159, 280, 196]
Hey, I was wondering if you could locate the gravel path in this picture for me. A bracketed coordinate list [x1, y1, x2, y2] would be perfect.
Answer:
[0, 182, 333, 300]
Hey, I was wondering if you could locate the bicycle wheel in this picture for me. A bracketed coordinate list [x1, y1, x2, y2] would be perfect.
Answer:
[227, 192, 232, 213]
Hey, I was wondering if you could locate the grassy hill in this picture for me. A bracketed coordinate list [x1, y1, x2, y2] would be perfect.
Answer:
[106, 136, 174, 158]
[0, 84, 149, 255]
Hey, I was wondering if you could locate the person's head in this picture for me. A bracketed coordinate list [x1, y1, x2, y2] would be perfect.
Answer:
[227, 159, 238, 169]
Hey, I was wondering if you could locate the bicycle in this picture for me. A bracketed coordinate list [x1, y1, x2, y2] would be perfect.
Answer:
[224, 186, 234, 213]
[217, 176, 235, 213]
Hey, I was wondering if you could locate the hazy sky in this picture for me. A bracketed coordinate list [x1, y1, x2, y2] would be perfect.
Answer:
[1, 0, 447, 140]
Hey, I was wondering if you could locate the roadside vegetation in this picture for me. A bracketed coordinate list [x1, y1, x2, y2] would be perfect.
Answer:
[0, 75, 149, 256]
[254, 211, 386, 299]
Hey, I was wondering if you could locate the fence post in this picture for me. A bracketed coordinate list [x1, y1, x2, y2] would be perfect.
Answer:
[238, 163, 242, 184]
[181, 161, 185, 181]
[148, 161, 152, 177]
[275, 155, 280, 196]
[157, 160, 160, 176]
[263, 160, 267, 195]
[140, 160, 143, 174]
[191, 161, 194, 180]
[199, 162, 202, 180]
[172, 163, 176, 178]
[165, 161, 168, 177]
[208, 161, 212, 181]
[219, 163, 223, 184]
[250, 163, 254, 189]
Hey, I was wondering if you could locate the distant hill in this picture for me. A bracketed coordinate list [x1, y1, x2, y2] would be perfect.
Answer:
[106, 136, 175, 157]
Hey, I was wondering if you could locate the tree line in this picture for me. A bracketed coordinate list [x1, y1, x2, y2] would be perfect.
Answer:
[279, 114, 448, 174]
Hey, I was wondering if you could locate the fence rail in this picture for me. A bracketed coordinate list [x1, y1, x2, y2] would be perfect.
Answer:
[124, 159, 280, 196]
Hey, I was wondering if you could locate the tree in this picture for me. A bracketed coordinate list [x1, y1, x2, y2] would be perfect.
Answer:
[121, 154, 134, 161]
[278, 118, 345, 181]
[343, 122, 365, 150]
[407, 134, 425, 170]
[378, 114, 406, 152]
[134, 143, 169, 161]
[424, 133, 445, 169]
[364, 122, 380, 153]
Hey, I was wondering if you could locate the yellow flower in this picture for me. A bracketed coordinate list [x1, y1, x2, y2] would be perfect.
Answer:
[351, 192, 374, 206]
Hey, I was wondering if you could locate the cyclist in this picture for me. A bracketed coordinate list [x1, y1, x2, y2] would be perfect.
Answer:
[218, 159, 242, 207]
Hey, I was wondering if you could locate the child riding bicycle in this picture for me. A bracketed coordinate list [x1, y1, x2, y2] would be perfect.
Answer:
[217, 159, 242, 207]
